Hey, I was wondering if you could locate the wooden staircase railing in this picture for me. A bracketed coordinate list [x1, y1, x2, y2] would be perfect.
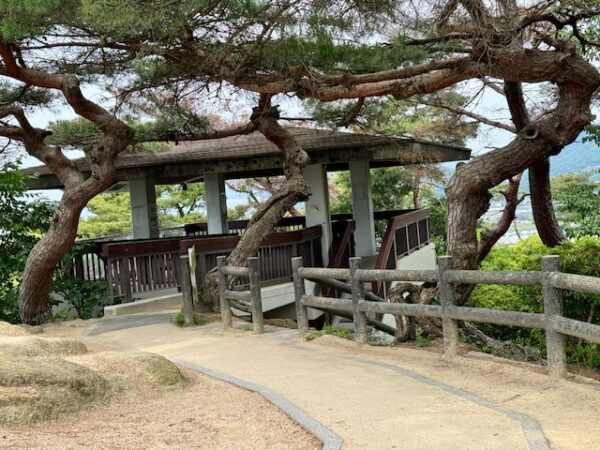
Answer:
[372, 209, 431, 297]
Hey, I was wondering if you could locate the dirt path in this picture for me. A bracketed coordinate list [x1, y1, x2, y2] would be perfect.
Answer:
[41, 315, 600, 450]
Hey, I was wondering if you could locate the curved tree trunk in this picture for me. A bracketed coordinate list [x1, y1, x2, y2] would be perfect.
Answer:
[19, 194, 89, 324]
[197, 100, 310, 312]
[447, 57, 600, 304]
[529, 159, 566, 246]
[19, 162, 122, 324]
[477, 173, 524, 262]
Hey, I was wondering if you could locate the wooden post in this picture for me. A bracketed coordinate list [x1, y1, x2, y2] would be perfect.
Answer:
[542, 255, 567, 379]
[350, 257, 368, 344]
[120, 258, 133, 303]
[248, 257, 264, 334]
[217, 256, 232, 329]
[292, 257, 309, 334]
[438, 256, 458, 357]
[179, 255, 194, 326]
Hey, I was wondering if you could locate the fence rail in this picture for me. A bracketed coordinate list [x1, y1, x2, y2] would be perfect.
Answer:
[216, 256, 264, 334]
[292, 254, 600, 379]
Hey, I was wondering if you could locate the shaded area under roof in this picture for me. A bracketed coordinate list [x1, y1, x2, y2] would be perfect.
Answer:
[22, 127, 471, 190]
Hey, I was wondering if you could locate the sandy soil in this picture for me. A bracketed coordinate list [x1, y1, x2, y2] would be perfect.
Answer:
[0, 366, 320, 450]
[35, 317, 600, 449]
[309, 335, 600, 450]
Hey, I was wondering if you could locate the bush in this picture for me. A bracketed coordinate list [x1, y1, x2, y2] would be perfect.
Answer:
[305, 325, 353, 341]
[172, 310, 217, 326]
[0, 161, 54, 323]
[51, 275, 111, 320]
[472, 236, 600, 367]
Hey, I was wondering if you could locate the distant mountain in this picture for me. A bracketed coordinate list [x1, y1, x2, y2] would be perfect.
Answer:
[439, 133, 600, 243]
[548, 135, 600, 177]
[440, 133, 600, 187]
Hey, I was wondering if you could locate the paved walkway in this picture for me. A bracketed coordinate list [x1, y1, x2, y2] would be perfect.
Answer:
[68, 314, 600, 450]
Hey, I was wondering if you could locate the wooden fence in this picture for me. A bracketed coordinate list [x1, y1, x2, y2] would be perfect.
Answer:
[216, 256, 264, 334]
[102, 226, 323, 302]
[292, 255, 600, 379]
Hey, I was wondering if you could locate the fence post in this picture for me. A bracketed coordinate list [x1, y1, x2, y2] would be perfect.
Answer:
[120, 258, 133, 303]
[542, 255, 567, 379]
[350, 257, 368, 344]
[438, 256, 458, 358]
[179, 255, 194, 325]
[217, 256, 232, 329]
[248, 257, 264, 334]
[292, 257, 309, 334]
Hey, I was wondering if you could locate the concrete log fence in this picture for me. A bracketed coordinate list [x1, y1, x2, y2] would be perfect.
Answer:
[291, 255, 600, 379]
[217, 256, 264, 334]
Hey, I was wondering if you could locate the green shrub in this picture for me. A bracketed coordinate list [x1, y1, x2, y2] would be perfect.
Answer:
[472, 236, 600, 367]
[305, 325, 353, 341]
[0, 161, 54, 323]
[172, 310, 217, 327]
[51, 275, 111, 320]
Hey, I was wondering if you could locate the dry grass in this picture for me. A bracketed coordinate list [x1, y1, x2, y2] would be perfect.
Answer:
[1, 369, 321, 450]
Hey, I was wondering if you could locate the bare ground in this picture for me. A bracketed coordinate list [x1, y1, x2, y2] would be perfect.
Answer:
[31, 316, 600, 449]
[1, 363, 319, 450]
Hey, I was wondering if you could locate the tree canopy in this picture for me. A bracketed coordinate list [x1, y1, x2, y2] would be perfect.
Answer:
[1, 1, 600, 322]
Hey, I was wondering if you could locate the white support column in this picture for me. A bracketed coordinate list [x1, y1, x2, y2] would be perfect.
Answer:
[204, 173, 229, 235]
[303, 164, 333, 266]
[349, 160, 376, 257]
[129, 176, 159, 239]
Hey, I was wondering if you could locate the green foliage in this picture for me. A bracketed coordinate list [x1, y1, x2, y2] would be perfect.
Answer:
[78, 183, 207, 238]
[553, 172, 600, 238]
[472, 236, 600, 367]
[305, 325, 353, 341]
[49, 116, 209, 149]
[330, 167, 414, 214]
[415, 326, 430, 348]
[78, 192, 132, 238]
[0, 84, 55, 109]
[0, 161, 54, 323]
[0, 0, 79, 41]
[269, 32, 426, 75]
[79, 0, 210, 41]
[51, 274, 110, 320]
[157, 183, 206, 227]
[172, 310, 215, 327]
[311, 94, 478, 146]
[425, 196, 448, 254]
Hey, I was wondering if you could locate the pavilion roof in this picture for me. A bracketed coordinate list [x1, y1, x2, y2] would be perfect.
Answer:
[23, 127, 470, 189]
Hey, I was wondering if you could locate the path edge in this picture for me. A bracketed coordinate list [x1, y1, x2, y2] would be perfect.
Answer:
[170, 357, 343, 450]
[288, 343, 550, 450]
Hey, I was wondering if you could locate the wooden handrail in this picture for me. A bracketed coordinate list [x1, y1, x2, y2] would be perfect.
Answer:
[373, 208, 432, 296]
[292, 255, 600, 379]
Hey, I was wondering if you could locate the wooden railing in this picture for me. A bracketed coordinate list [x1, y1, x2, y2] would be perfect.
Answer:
[82, 209, 429, 302]
[216, 256, 264, 333]
[182, 210, 413, 238]
[292, 255, 600, 379]
[60, 242, 106, 282]
[102, 238, 183, 301]
[180, 225, 323, 286]
[184, 216, 306, 236]
[373, 208, 431, 297]
[102, 226, 322, 302]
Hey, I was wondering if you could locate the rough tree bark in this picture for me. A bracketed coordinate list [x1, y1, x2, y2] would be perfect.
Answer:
[529, 159, 566, 246]
[197, 97, 310, 312]
[505, 79, 566, 247]
[0, 43, 134, 324]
